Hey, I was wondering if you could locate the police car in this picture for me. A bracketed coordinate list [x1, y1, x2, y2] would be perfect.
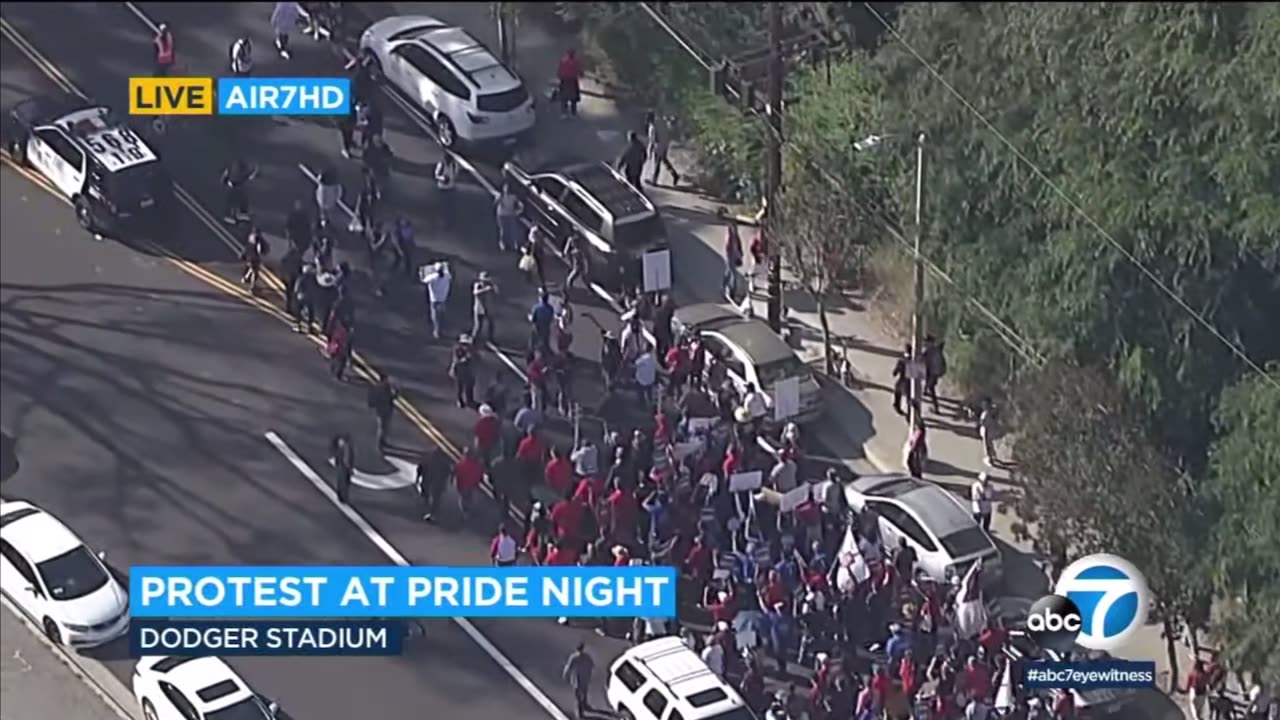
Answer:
[5, 95, 172, 234]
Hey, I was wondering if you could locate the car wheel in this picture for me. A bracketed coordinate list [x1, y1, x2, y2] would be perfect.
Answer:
[74, 195, 95, 232]
[10, 138, 26, 165]
[436, 115, 457, 149]
[42, 617, 62, 645]
[142, 699, 159, 720]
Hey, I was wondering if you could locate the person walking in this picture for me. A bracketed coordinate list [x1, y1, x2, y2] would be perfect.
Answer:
[971, 473, 994, 531]
[391, 215, 415, 281]
[645, 110, 679, 186]
[472, 271, 498, 345]
[453, 446, 485, 518]
[979, 398, 998, 467]
[718, 207, 743, 299]
[923, 335, 947, 414]
[315, 166, 341, 230]
[528, 290, 555, 356]
[556, 49, 582, 117]
[562, 642, 595, 719]
[351, 166, 380, 234]
[290, 264, 317, 333]
[337, 100, 359, 158]
[221, 157, 257, 223]
[329, 433, 354, 504]
[495, 183, 523, 252]
[367, 373, 398, 453]
[434, 154, 457, 227]
[326, 317, 353, 381]
[271, 2, 299, 59]
[363, 134, 392, 186]
[490, 524, 519, 566]
[617, 131, 647, 191]
[366, 220, 390, 296]
[416, 445, 450, 522]
[563, 235, 589, 297]
[285, 199, 312, 254]
[153, 23, 176, 76]
[422, 261, 452, 340]
[450, 334, 477, 408]
[239, 225, 269, 292]
[892, 344, 912, 416]
[229, 35, 253, 77]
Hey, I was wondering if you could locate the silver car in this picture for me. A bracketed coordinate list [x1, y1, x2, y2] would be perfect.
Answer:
[842, 474, 1004, 588]
[673, 304, 824, 424]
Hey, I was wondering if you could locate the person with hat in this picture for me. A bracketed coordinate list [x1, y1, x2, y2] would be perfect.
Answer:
[422, 261, 452, 339]
[153, 22, 176, 76]
[471, 270, 498, 344]
[449, 334, 476, 408]
[473, 404, 501, 466]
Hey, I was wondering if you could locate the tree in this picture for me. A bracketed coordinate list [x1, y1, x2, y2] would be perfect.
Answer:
[871, 3, 1280, 470]
[1203, 367, 1280, 685]
[1010, 362, 1209, 691]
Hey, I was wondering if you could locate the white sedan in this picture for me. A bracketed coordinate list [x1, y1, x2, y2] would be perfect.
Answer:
[0, 500, 130, 647]
[134, 655, 280, 720]
[358, 15, 536, 148]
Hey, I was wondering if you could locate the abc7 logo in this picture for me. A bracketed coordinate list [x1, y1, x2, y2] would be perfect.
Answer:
[1026, 594, 1084, 653]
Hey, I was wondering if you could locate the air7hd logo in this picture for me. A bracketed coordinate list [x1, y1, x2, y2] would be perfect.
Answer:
[1027, 554, 1150, 652]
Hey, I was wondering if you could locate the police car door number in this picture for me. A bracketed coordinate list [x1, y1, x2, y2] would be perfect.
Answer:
[86, 129, 145, 164]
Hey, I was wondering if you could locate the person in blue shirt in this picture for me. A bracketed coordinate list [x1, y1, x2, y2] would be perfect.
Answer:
[529, 291, 554, 354]
[885, 622, 914, 665]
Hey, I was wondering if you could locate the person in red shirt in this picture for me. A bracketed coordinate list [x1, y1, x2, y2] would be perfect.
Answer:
[453, 447, 484, 518]
[551, 496, 586, 546]
[611, 545, 631, 566]
[758, 570, 788, 610]
[705, 588, 736, 625]
[900, 649, 919, 701]
[555, 49, 582, 117]
[978, 617, 1008, 658]
[575, 474, 605, 506]
[527, 352, 548, 411]
[544, 539, 578, 566]
[654, 411, 674, 445]
[682, 533, 713, 588]
[959, 655, 992, 702]
[722, 444, 742, 479]
[544, 446, 574, 498]
[664, 343, 689, 395]
[606, 481, 637, 545]
[1052, 689, 1076, 719]
[869, 665, 893, 709]
[516, 428, 545, 485]
[473, 405, 500, 464]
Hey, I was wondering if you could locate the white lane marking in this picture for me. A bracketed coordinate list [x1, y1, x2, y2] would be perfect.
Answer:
[345, 454, 418, 490]
[0, 595, 140, 720]
[122, 2, 157, 33]
[264, 431, 572, 720]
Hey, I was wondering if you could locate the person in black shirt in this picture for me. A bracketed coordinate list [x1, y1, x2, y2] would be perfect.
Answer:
[892, 344, 912, 416]
[616, 131, 647, 190]
[352, 166, 380, 234]
[450, 335, 477, 408]
[330, 433, 355, 504]
[221, 157, 257, 222]
[653, 294, 676, 359]
[600, 330, 621, 393]
[416, 446, 451, 521]
[363, 133, 391, 184]
[367, 373, 398, 453]
[285, 199, 312, 254]
[239, 225, 269, 292]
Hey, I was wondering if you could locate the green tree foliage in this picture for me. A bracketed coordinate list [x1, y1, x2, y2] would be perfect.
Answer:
[1010, 361, 1209, 686]
[1204, 368, 1280, 683]
[871, 2, 1280, 468]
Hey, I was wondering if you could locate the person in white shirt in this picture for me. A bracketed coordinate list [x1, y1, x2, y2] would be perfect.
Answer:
[270, 2, 299, 59]
[700, 638, 725, 677]
[435, 155, 457, 225]
[1248, 682, 1274, 720]
[494, 183, 523, 252]
[422, 261, 452, 339]
[315, 167, 341, 230]
[971, 473, 994, 531]
[571, 438, 598, 478]
[229, 36, 253, 76]
[742, 383, 768, 426]
[618, 316, 649, 362]
[489, 524, 518, 566]
[634, 350, 659, 407]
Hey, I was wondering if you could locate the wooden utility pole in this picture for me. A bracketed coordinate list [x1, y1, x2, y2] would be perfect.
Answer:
[765, 1, 785, 333]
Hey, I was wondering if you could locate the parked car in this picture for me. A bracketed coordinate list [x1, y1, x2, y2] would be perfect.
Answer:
[841, 474, 1004, 589]
[504, 160, 668, 290]
[0, 500, 130, 647]
[359, 15, 535, 149]
[5, 96, 172, 234]
[133, 655, 281, 720]
[672, 303, 824, 424]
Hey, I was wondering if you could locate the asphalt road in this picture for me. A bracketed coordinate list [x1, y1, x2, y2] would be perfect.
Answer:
[1, 605, 132, 720]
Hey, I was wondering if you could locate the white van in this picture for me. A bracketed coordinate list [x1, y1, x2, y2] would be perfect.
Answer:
[606, 637, 757, 720]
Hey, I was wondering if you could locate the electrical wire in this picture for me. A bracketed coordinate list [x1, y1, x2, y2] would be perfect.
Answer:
[636, 2, 1048, 366]
[862, 2, 1278, 390]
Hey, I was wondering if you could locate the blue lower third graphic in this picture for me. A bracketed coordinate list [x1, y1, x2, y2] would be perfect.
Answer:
[217, 77, 350, 115]
[1023, 661, 1157, 689]
[130, 566, 678, 618]
[130, 620, 403, 657]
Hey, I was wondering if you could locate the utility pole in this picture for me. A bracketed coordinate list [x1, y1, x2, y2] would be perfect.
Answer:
[494, 2, 514, 69]
[908, 133, 927, 431]
[764, 1, 785, 334]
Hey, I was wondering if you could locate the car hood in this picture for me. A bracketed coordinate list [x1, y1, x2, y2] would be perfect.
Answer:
[362, 15, 446, 48]
[57, 579, 127, 626]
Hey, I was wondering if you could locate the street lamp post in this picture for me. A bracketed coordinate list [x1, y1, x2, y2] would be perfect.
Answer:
[856, 132, 928, 432]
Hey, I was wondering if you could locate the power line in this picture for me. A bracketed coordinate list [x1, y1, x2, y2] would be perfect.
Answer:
[636, 2, 1047, 366]
[863, 2, 1278, 391]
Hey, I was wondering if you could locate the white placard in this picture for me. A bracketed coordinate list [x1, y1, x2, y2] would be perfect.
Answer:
[685, 417, 717, 436]
[672, 440, 703, 462]
[642, 248, 672, 293]
[773, 376, 801, 421]
[779, 483, 813, 513]
[728, 470, 763, 493]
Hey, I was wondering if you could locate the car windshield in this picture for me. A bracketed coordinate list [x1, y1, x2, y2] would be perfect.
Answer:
[36, 546, 109, 601]
[205, 697, 270, 720]
[613, 215, 663, 248]
[476, 86, 529, 113]
[757, 355, 808, 387]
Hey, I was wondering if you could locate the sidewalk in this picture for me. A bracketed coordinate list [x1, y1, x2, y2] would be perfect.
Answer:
[388, 0, 1182, 695]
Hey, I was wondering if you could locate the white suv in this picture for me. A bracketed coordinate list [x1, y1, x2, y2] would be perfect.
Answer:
[133, 656, 280, 720]
[360, 15, 536, 149]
